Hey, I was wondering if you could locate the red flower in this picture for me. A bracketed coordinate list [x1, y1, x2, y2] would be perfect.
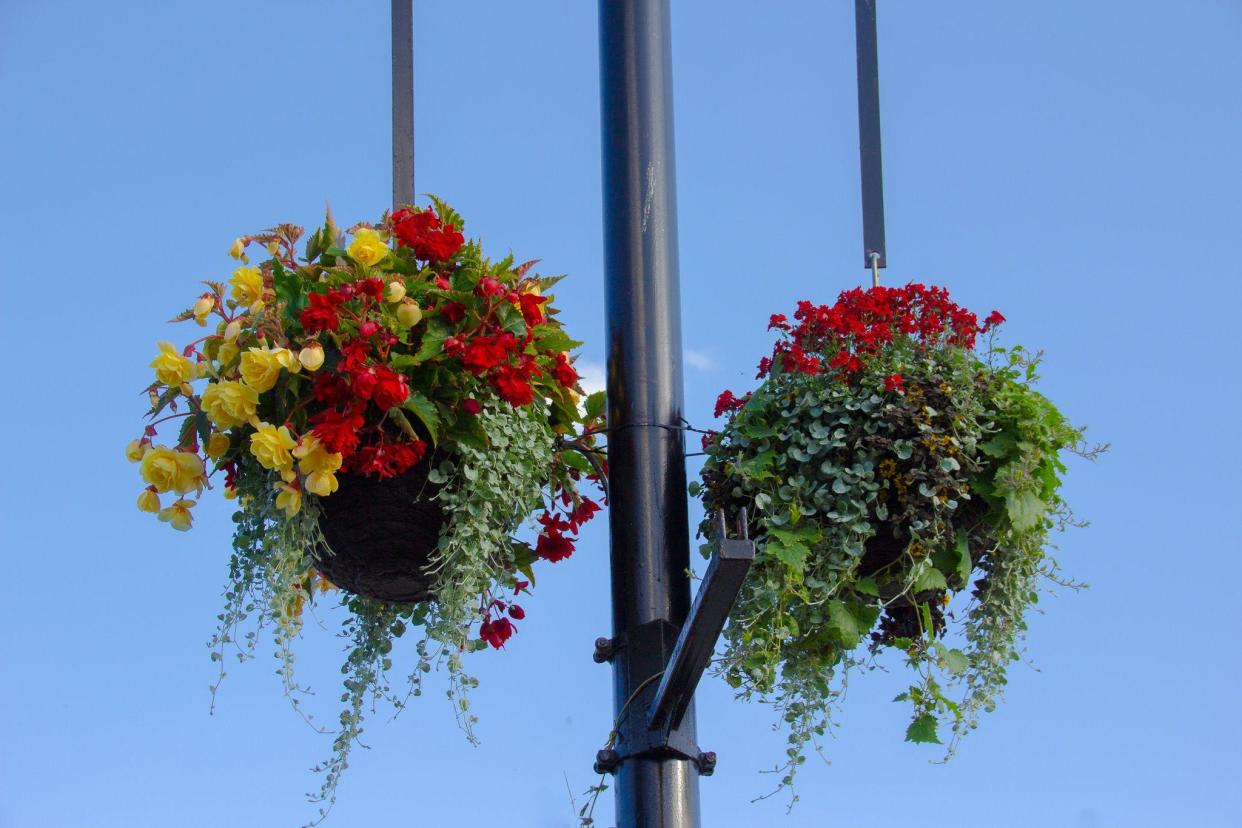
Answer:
[371, 366, 410, 410]
[569, 497, 601, 529]
[492, 362, 537, 406]
[479, 616, 515, 649]
[507, 604, 526, 620]
[310, 407, 366, 456]
[518, 292, 547, 327]
[714, 390, 749, 418]
[350, 366, 378, 400]
[358, 320, 382, 339]
[475, 277, 505, 298]
[535, 529, 575, 562]
[462, 336, 509, 375]
[300, 292, 343, 334]
[552, 353, 578, 388]
[461, 398, 482, 415]
[392, 208, 465, 262]
[358, 278, 384, 299]
[982, 310, 1006, 330]
[884, 373, 904, 393]
[440, 302, 466, 324]
[346, 439, 427, 478]
[312, 374, 353, 405]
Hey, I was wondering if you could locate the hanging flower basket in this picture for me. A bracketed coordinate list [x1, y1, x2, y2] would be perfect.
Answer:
[696, 283, 1100, 789]
[127, 198, 605, 817]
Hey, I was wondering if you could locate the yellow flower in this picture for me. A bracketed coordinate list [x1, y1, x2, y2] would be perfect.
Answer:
[223, 486, 238, 500]
[229, 237, 247, 261]
[271, 347, 301, 375]
[201, 380, 259, 429]
[348, 228, 389, 266]
[230, 266, 265, 309]
[140, 446, 205, 495]
[294, 434, 343, 497]
[249, 422, 297, 475]
[125, 439, 148, 463]
[206, 432, 231, 460]
[298, 343, 325, 372]
[193, 296, 214, 327]
[275, 481, 302, 518]
[217, 340, 240, 367]
[385, 280, 407, 302]
[158, 498, 196, 531]
[240, 347, 282, 392]
[223, 319, 241, 342]
[315, 576, 337, 594]
[137, 488, 161, 513]
[397, 300, 422, 327]
[150, 341, 195, 387]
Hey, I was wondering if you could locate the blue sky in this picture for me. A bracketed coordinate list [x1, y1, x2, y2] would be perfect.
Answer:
[1, 1, 1240, 826]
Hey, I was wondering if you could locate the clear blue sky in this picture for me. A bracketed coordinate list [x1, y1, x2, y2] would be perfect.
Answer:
[2, 1, 1239, 826]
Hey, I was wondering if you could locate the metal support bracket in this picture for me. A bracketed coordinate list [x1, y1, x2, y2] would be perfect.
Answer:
[648, 509, 754, 739]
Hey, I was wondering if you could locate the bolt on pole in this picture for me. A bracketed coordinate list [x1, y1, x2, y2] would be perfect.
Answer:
[598, 0, 701, 825]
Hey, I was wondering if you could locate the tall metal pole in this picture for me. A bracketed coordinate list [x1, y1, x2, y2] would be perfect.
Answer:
[854, 0, 886, 271]
[598, 1, 700, 826]
[392, 0, 414, 210]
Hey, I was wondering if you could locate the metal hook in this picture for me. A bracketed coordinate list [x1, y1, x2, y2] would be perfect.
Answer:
[870, 251, 881, 288]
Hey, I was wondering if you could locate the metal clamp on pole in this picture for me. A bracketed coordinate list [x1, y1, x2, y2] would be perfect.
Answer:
[647, 510, 755, 740]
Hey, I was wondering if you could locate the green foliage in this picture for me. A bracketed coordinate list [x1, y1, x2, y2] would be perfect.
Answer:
[697, 339, 1095, 798]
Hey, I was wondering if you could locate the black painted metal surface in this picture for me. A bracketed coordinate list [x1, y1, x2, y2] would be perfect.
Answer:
[855, 0, 887, 269]
[649, 511, 754, 738]
[392, 0, 414, 209]
[598, 0, 701, 824]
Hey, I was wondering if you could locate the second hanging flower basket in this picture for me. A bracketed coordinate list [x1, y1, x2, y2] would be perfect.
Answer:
[696, 283, 1099, 791]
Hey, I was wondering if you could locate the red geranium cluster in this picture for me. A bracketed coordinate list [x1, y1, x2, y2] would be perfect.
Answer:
[763, 283, 1005, 382]
[714, 284, 1005, 422]
[392, 208, 465, 262]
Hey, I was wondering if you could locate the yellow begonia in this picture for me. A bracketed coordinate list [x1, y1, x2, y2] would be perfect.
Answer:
[229, 237, 247, 260]
[298, 343, 325, 372]
[125, 439, 148, 463]
[193, 296, 214, 326]
[151, 341, 195, 387]
[397, 300, 422, 327]
[140, 446, 205, 495]
[271, 348, 301, 374]
[223, 319, 241, 342]
[206, 432, 231, 460]
[230, 266, 265, 308]
[240, 348, 282, 392]
[158, 498, 195, 531]
[249, 422, 297, 477]
[216, 341, 240, 368]
[201, 380, 259, 429]
[137, 489, 161, 513]
[274, 481, 302, 518]
[294, 435, 343, 497]
[385, 281, 406, 302]
[348, 228, 389, 266]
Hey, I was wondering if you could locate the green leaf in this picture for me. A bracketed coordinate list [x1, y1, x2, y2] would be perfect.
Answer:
[1005, 489, 1046, 531]
[412, 318, 453, 364]
[827, 601, 861, 646]
[402, 392, 440, 444]
[943, 648, 969, 676]
[271, 260, 308, 313]
[905, 713, 942, 744]
[494, 302, 529, 338]
[855, 576, 880, 597]
[931, 529, 973, 587]
[914, 566, 947, 592]
[584, 391, 606, 420]
[979, 433, 1016, 459]
[741, 449, 778, 479]
[533, 327, 582, 354]
[447, 411, 489, 450]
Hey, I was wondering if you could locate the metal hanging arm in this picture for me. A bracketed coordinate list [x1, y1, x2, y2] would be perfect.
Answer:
[392, 0, 414, 210]
[855, 0, 887, 276]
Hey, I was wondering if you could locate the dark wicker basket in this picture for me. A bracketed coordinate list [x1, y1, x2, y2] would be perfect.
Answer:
[315, 454, 446, 603]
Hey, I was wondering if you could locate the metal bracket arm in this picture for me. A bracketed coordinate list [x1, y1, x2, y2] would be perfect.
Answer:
[647, 510, 755, 738]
